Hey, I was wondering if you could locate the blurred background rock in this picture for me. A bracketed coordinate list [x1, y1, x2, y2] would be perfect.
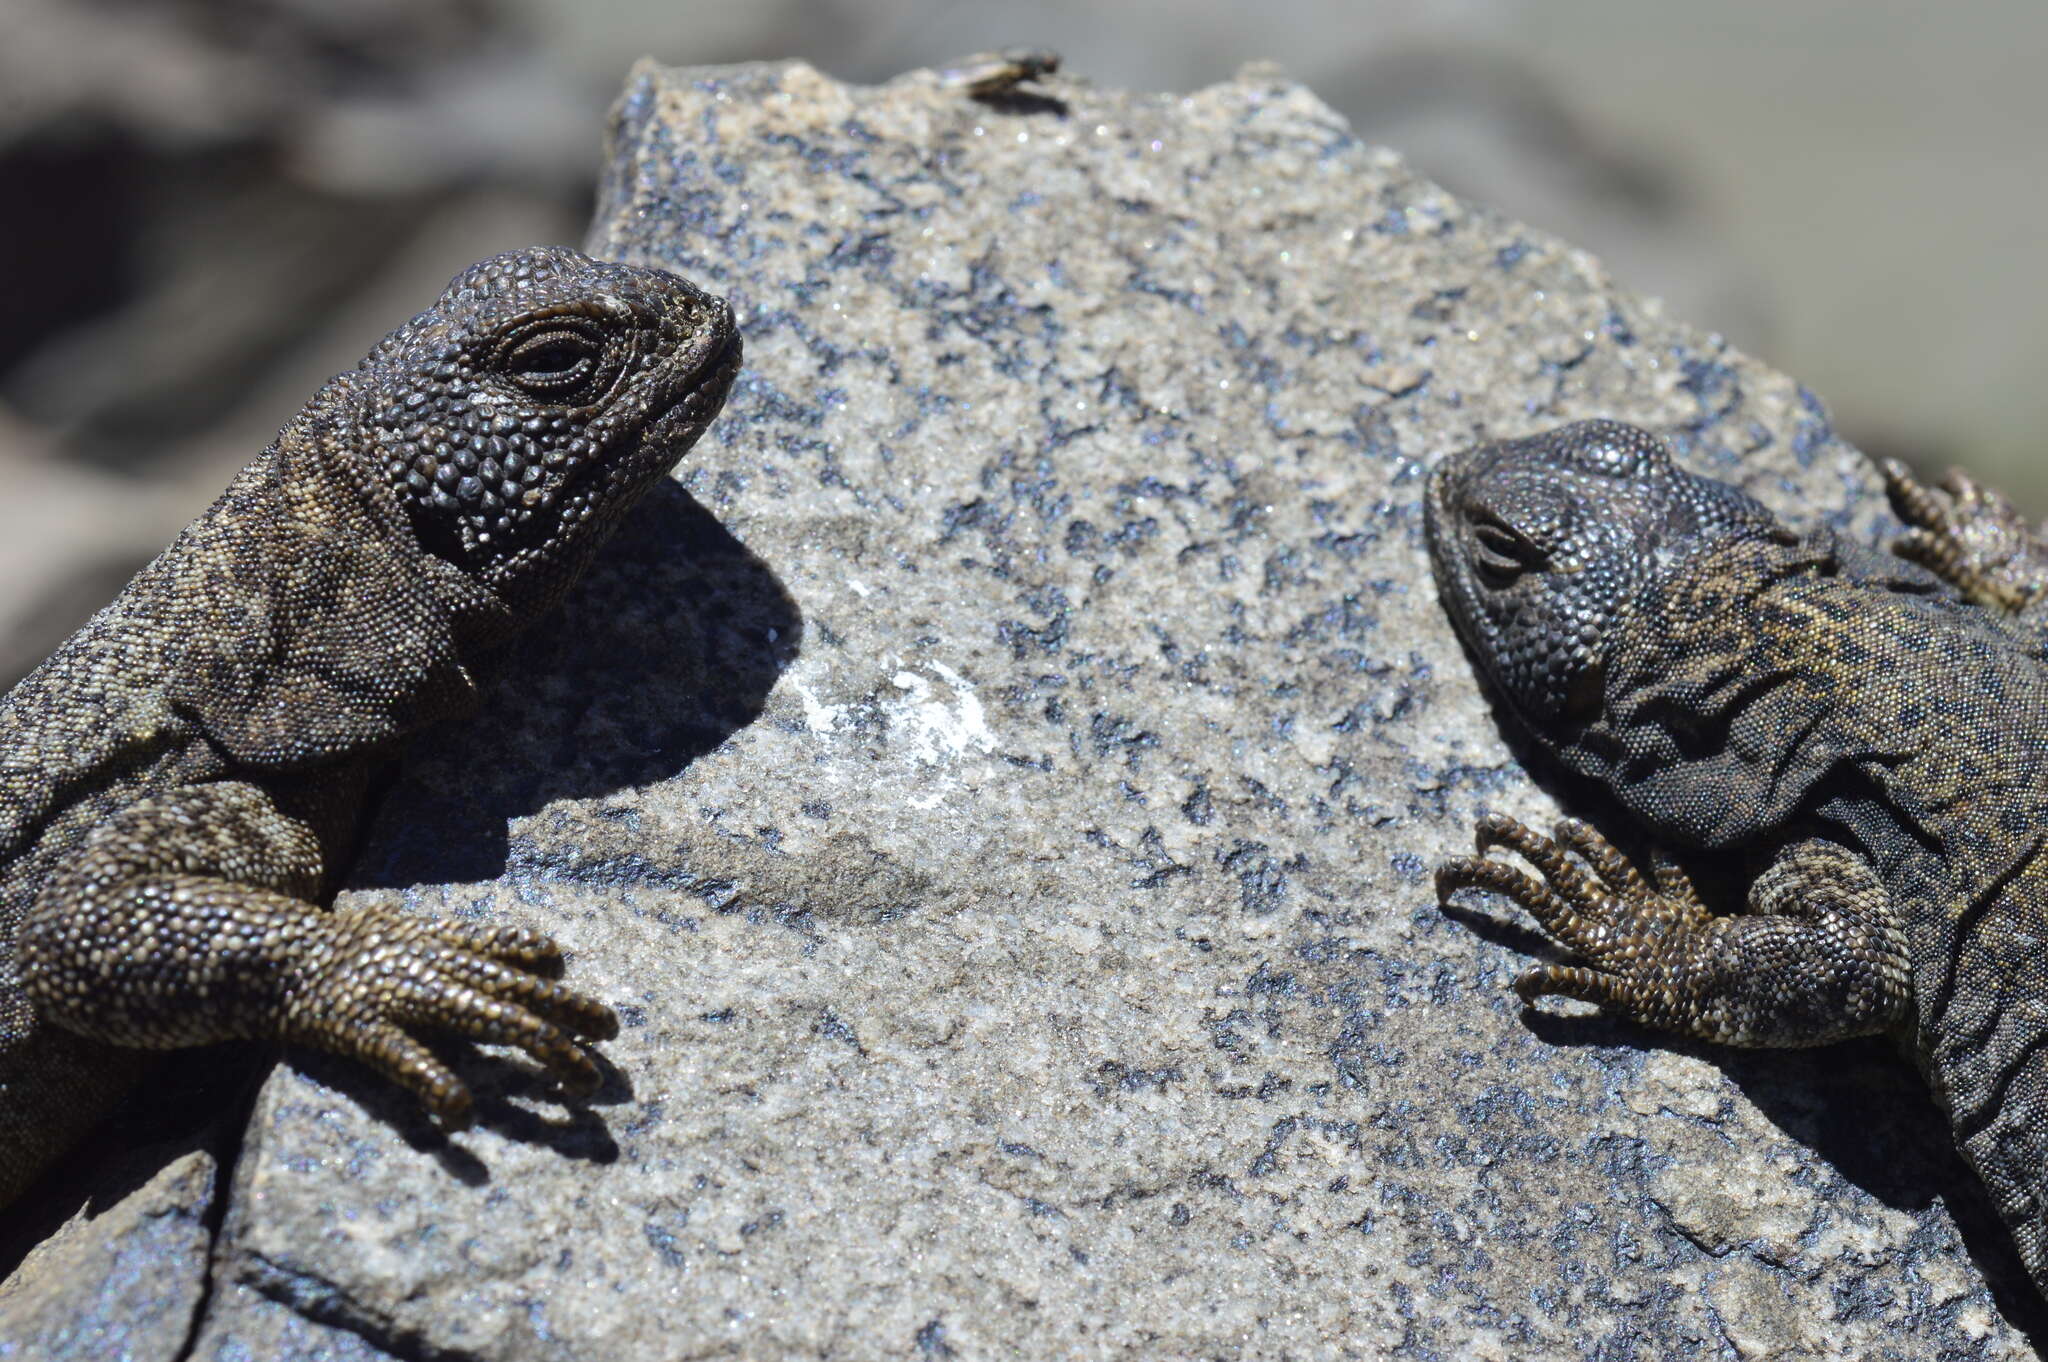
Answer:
[2, 0, 2041, 683]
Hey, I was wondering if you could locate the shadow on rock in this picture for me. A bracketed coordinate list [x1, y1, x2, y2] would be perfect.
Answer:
[306, 480, 800, 1156]
[355, 479, 802, 890]
[285, 1040, 625, 1184]
[1445, 662, 2048, 1346]
[1517, 1007, 2048, 1348]
[0, 1044, 259, 1283]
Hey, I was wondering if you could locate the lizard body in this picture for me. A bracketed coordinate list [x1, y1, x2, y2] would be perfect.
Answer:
[0, 246, 739, 1207]
[1427, 420, 2048, 1292]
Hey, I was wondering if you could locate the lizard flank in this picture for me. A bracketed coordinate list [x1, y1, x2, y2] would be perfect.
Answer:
[1429, 419, 2048, 1293]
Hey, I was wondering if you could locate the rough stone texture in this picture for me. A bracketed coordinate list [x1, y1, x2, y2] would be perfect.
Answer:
[186, 1283, 398, 1362]
[0, 1150, 215, 1361]
[13, 57, 2047, 1361]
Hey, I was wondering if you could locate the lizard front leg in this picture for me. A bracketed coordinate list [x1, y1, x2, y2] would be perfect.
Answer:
[1437, 815, 1911, 1047]
[18, 780, 616, 1126]
[1883, 460, 2048, 622]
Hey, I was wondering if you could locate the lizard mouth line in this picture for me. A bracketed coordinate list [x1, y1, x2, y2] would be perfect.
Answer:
[637, 321, 743, 448]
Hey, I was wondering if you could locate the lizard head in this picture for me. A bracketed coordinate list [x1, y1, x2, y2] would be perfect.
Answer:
[357, 245, 741, 607]
[1425, 419, 1780, 729]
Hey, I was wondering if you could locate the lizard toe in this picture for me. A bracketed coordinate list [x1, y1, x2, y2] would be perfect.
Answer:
[289, 904, 614, 1111]
[438, 919, 568, 974]
[440, 949, 620, 1041]
[391, 980, 606, 1096]
[1883, 457, 2045, 610]
[292, 1014, 477, 1129]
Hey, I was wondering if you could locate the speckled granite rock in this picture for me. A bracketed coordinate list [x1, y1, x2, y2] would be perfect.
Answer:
[13, 57, 2044, 1361]
[0, 1150, 215, 1361]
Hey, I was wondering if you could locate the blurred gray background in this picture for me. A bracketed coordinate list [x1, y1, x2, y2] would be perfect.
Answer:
[3, 0, 2042, 681]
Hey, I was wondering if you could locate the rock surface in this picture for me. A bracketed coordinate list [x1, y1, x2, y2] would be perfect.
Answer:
[0, 1150, 215, 1361]
[9, 57, 2045, 1361]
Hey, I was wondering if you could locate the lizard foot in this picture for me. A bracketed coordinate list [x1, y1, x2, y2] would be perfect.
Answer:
[284, 904, 620, 1128]
[1882, 458, 2048, 613]
[1436, 815, 1909, 1047]
[1436, 813, 1719, 1024]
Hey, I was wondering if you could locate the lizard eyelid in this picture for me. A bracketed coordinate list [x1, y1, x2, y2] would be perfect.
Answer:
[494, 319, 614, 400]
[1469, 514, 1545, 585]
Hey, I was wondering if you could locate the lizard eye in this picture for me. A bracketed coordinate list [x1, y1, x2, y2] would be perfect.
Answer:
[1469, 514, 1545, 587]
[494, 319, 612, 402]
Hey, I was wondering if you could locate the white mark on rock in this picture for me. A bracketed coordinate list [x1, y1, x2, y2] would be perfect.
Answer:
[889, 664, 997, 769]
[792, 680, 846, 734]
[791, 662, 997, 804]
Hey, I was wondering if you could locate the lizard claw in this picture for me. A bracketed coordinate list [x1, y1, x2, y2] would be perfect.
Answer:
[283, 904, 618, 1125]
[1882, 457, 2046, 612]
[1436, 813, 1714, 1017]
[1437, 814, 1709, 954]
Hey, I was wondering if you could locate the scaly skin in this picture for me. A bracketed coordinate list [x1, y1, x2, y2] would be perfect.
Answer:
[0, 246, 740, 1207]
[1426, 419, 2048, 1293]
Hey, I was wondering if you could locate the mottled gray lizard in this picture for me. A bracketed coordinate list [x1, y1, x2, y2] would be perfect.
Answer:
[0, 245, 739, 1208]
[1428, 419, 2048, 1293]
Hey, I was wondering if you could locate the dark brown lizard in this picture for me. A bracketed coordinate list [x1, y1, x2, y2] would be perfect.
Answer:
[1427, 419, 2048, 1293]
[0, 245, 740, 1208]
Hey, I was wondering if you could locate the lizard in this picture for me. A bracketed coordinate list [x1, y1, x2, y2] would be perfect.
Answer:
[1426, 418, 2048, 1294]
[0, 244, 740, 1210]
